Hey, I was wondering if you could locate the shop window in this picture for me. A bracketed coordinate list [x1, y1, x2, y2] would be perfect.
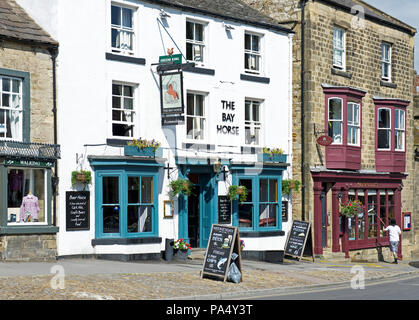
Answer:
[7, 167, 47, 225]
[237, 176, 282, 232]
[186, 20, 206, 64]
[244, 32, 262, 74]
[112, 83, 136, 138]
[99, 172, 156, 238]
[0, 76, 23, 141]
[186, 92, 206, 140]
[111, 4, 135, 55]
[374, 98, 408, 172]
[245, 99, 262, 145]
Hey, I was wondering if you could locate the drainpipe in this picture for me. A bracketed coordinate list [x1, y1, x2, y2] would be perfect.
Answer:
[49, 46, 59, 226]
[301, 0, 307, 221]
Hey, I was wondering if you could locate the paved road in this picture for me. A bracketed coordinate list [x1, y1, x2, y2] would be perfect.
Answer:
[249, 273, 419, 300]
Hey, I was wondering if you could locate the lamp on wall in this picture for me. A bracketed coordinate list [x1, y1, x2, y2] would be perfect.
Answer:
[213, 158, 222, 174]
[160, 9, 171, 19]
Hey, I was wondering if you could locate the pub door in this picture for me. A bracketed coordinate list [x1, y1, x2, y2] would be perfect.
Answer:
[321, 191, 327, 248]
[188, 185, 200, 248]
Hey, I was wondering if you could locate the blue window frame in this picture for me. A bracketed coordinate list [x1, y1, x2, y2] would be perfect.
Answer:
[94, 167, 159, 239]
[233, 173, 283, 232]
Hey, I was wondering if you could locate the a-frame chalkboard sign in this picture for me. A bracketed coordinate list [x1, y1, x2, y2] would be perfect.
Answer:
[284, 220, 314, 262]
[201, 224, 242, 282]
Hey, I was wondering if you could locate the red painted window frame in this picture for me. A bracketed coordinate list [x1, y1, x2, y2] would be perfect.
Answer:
[322, 85, 366, 170]
[373, 98, 409, 173]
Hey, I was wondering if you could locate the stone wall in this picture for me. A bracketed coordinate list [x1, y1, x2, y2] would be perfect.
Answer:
[0, 234, 57, 261]
[0, 40, 55, 143]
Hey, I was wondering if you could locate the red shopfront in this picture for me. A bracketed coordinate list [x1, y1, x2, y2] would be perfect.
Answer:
[311, 169, 406, 259]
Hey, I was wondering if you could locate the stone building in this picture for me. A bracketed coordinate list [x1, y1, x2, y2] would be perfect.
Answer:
[414, 74, 419, 259]
[242, 0, 418, 261]
[0, 0, 60, 261]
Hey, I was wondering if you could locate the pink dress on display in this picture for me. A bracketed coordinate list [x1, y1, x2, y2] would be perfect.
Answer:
[20, 195, 40, 222]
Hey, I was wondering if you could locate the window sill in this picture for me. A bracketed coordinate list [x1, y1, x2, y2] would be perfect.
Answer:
[184, 66, 215, 75]
[240, 73, 270, 84]
[0, 225, 59, 235]
[380, 80, 397, 89]
[240, 230, 285, 238]
[105, 52, 146, 65]
[331, 68, 352, 79]
[92, 237, 162, 246]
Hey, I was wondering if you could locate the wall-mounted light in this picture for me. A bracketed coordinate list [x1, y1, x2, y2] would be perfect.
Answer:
[223, 22, 235, 31]
[160, 9, 171, 19]
[213, 159, 222, 174]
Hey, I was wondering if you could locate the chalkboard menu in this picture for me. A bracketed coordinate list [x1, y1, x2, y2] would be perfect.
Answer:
[66, 191, 90, 231]
[284, 220, 313, 261]
[201, 224, 241, 282]
[218, 196, 231, 224]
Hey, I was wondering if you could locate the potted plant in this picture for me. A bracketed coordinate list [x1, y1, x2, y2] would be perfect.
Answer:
[339, 199, 363, 218]
[240, 239, 245, 252]
[169, 179, 192, 197]
[258, 147, 287, 163]
[124, 138, 162, 157]
[172, 238, 191, 261]
[228, 185, 248, 202]
[71, 170, 92, 187]
[282, 179, 301, 197]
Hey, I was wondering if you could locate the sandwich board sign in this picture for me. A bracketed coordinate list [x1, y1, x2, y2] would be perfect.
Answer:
[201, 224, 242, 282]
[284, 220, 314, 262]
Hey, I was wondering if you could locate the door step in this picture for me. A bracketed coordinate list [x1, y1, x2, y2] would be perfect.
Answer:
[189, 248, 206, 260]
[317, 251, 350, 262]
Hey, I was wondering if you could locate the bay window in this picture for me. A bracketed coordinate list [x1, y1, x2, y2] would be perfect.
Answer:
[395, 109, 405, 151]
[347, 102, 360, 146]
[377, 108, 391, 150]
[328, 98, 343, 144]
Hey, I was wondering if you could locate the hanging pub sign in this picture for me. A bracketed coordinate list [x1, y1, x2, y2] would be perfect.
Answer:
[160, 71, 184, 126]
[316, 135, 333, 146]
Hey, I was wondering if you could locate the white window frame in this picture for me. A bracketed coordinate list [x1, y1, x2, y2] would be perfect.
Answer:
[186, 91, 206, 141]
[111, 82, 137, 139]
[381, 42, 392, 81]
[244, 32, 262, 74]
[186, 20, 206, 65]
[0, 76, 23, 141]
[377, 108, 391, 150]
[333, 26, 346, 70]
[347, 102, 360, 146]
[245, 99, 263, 146]
[328, 97, 343, 145]
[111, 3, 135, 55]
[395, 109, 405, 151]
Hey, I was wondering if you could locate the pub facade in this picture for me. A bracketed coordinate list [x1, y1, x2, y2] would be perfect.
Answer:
[18, 0, 295, 261]
[242, 0, 418, 261]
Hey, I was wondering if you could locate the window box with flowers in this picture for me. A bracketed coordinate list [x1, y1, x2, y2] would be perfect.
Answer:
[124, 138, 162, 157]
[258, 147, 287, 163]
[171, 239, 191, 260]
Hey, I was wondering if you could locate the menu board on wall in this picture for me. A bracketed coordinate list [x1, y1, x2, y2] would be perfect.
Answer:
[201, 224, 242, 282]
[66, 191, 90, 231]
[218, 196, 231, 224]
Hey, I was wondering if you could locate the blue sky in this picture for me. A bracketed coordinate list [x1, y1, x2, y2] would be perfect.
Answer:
[364, 0, 418, 72]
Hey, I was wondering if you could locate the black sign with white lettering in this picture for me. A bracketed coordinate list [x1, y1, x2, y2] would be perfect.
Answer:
[218, 196, 231, 224]
[202, 224, 241, 281]
[66, 191, 90, 231]
[284, 220, 313, 260]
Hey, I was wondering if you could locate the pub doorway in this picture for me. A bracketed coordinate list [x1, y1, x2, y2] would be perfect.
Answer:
[188, 184, 200, 248]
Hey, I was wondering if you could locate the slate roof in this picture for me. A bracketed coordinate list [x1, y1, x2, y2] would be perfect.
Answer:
[145, 0, 294, 34]
[0, 0, 58, 47]
[319, 0, 416, 35]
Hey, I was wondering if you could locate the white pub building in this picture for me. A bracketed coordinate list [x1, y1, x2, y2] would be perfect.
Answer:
[18, 0, 295, 262]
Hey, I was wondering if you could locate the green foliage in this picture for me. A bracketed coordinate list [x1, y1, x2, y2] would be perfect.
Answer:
[340, 199, 363, 218]
[262, 147, 284, 158]
[169, 179, 192, 197]
[228, 185, 248, 202]
[71, 170, 92, 187]
[282, 179, 300, 196]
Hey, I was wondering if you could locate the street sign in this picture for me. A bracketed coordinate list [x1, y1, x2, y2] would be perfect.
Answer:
[159, 54, 182, 65]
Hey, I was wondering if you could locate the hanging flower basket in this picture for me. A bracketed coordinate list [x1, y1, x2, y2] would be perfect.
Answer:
[71, 170, 92, 187]
[282, 179, 301, 196]
[169, 179, 192, 197]
[228, 185, 248, 202]
[339, 199, 363, 218]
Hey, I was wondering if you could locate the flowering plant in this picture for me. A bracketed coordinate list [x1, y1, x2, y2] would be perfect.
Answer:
[339, 199, 363, 218]
[172, 239, 191, 251]
[128, 138, 161, 152]
[240, 240, 245, 251]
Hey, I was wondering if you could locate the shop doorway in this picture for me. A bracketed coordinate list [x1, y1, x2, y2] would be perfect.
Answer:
[188, 185, 200, 248]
